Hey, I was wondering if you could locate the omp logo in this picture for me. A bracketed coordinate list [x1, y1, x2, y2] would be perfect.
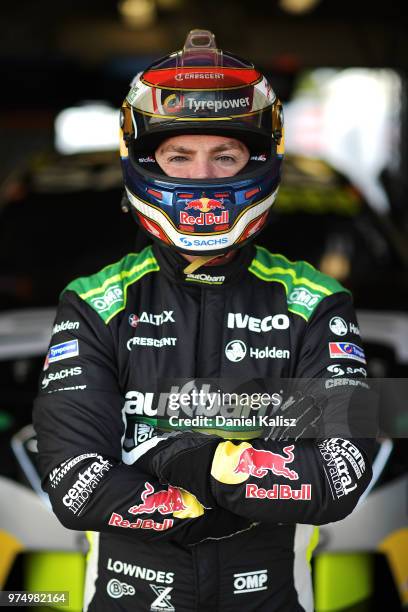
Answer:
[106, 578, 135, 599]
[187, 97, 250, 113]
[233, 570, 268, 595]
[91, 285, 123, 313]
[288, 287, 320, 311]
[227, 313, 289, 333]
[150, 585, 174, 611]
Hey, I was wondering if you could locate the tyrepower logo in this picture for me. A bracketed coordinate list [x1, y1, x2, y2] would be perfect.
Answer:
[329, 342, 366, 364]
[41, 366, 82, 389]
[233, 570, 268, 595]
[288, 287, 320, 311]
[227, 313, 289, 333]
[47, 339, 79, 364]
[186, 97, 250, 113]
[91, 285, 123, 313]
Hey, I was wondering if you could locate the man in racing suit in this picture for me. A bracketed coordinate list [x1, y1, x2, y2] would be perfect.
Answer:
[33, 30, 374, 612]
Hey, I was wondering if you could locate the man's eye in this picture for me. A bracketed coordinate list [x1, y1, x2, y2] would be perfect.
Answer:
[168, 155, 188, 162]
[216, 155, 236, 163]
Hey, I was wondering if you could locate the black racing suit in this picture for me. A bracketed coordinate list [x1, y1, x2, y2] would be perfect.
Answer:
[33, 243, 374, 612]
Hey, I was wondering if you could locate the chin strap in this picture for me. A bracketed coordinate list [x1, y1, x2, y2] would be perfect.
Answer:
[183, 255, 218, 274]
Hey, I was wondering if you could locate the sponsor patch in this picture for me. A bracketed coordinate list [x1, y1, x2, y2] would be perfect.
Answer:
[245, 483, 312, 500]
[52, 320, 80, 335]
[227, 313, 289, 332]
[288, 287, 320, 311]
[329, 342, 366, 364]
[107, 558, 174, 585]
[91, 284, 123, 313]
[150, 585, 174, 611]
[49, 453, 101, 488]
[127, 337, 177, 350]
[128, 482, 186, 516]
[186, 272, 226, 284]
[41, 366, 82, 389]
[249, 346, 290, 359]
[47, 339, 79, 364]
[108, 512, 174, 532]
[327, 364, 367, 377]
[318, 438, 365, 500]
[234, 445, 298, 480]
[233, 570, 268, 595]
[106, 578, 135, 599]
[62, 457, 111, 514]
[225, 340, 247, 362]
[329, 316, 348, 336]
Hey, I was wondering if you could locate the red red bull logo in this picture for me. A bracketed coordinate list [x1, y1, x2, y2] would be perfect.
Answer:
[245, 483, 311, 500]
[128, 482, 186, 515]
[181, 197, 229, 227]
[108, 512, 173, 531]
[234, 445, 299, 480]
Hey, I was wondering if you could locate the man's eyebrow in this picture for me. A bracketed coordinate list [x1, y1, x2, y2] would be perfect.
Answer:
[159, 142, 245, 154]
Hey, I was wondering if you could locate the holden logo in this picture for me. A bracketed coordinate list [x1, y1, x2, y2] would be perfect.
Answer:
[329, 317, 348, 336]
[225, 340, 247, 362]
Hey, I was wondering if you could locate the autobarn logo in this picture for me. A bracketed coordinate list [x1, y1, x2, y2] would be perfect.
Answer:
[41, 366, 82, 389]
[91, 285, 123, 313]
[186, 273, 225, 284]
[233, 570, 268, 595]
[186, 97, 250, 113]
[227, 313, 289, 333]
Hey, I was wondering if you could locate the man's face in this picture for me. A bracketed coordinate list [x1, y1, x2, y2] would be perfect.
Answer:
[155, 134, 250, 179]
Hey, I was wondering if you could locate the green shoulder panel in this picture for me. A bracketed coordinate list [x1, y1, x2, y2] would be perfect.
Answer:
[63, 246, 160, 324]
[249, 245, 350, 321]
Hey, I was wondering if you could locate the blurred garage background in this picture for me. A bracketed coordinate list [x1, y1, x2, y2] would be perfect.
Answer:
[0, 1, 408, 610]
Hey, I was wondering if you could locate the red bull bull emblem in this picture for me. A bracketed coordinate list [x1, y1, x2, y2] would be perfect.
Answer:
[128, 481, 186, 515]
[245, 483, 312, 501]
[234, 445, 299, 480]
[180, 197, 229, 226]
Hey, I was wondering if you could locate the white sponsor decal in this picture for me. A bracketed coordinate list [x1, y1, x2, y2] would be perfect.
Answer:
[41, 366, 82, 389]
[327, 364, 367, 377]
[227, 313, 289, 333]
[250, 346, 290, 359]
[329, 342, 366, 364]
[127, 337, 177, 350]
[225, 340, 247, 362]
[49, 453, 100, 488]
[52, 320, 79, 335]
[186, 97, 250, 113]
[325, 378, 369, 389]
[107, 559, 174, 585]
[150, 585, 174, 611]
[91, 285, 123, 313]
[318, 439, 365, 499]
[329, 317, 360, 336]
[233, 569, 268, 595]
[62, 457, 111, 514]
[136, 311, 175, 325]
[175, 72, 224, 81]
[106, 578, 135, 599]
[288, 287, 320, 311]
[329, 316, 348, 336]
[186, 273, 225, 284]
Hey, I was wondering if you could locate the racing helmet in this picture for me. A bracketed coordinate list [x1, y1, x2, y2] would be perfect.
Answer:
[119, 29, 284, 255]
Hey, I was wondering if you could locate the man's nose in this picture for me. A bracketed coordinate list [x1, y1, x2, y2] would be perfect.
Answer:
[192, 157, 216, 179]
